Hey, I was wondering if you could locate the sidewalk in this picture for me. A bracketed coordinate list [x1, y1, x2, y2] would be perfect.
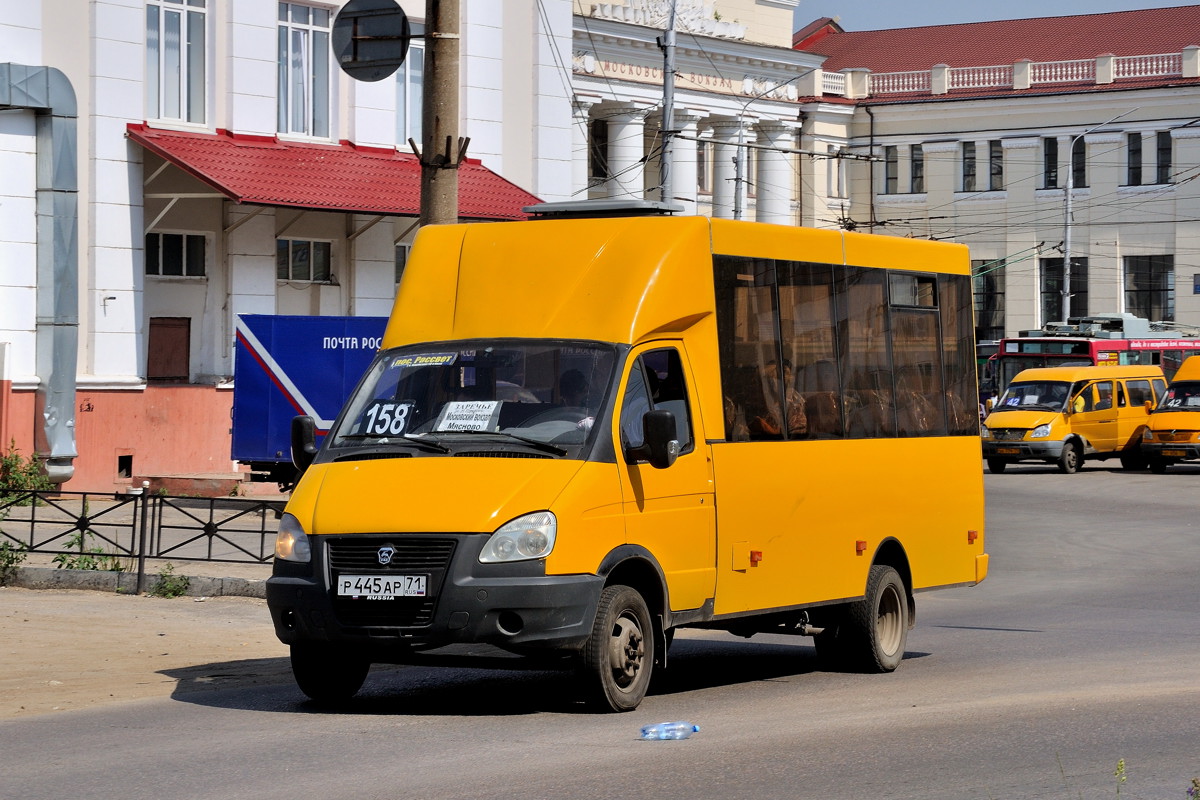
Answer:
[7, 552, 272, 598]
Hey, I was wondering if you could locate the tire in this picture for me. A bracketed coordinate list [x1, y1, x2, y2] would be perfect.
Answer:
[1057, 440, 1081, 474]
[290, 643, 369, 705]
[822, 565, 909, 673]
[986, 458, 1008, 474]
[1149, 457, 1168, 474]
[1119, 451, 1147, 470]
[582, 585, 654, 712]
[812, 607, 850, 670]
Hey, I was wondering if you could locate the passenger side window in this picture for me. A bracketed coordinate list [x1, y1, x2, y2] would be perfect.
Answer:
[1126, 379, 1153, 407]
[1094, 381, 1113, 410]
[619, 349, 694, 453]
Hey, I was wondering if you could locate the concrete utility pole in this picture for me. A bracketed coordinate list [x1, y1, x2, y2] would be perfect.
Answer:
[418, 0, 462, 226]
[658, 0, 677, 206]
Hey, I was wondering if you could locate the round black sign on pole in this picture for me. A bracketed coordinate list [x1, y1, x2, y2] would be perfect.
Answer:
[332, 0, 411, 82]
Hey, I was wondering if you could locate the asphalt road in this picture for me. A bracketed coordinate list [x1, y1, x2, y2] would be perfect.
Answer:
[3, 460, 1199, 800]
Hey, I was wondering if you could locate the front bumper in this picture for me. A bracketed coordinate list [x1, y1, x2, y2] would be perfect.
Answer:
[1141, 442, 1200, 460]
[982, 439, 1064, 460]
[266, 533, 602, 656]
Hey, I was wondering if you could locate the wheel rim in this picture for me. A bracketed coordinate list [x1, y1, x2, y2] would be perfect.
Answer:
[876, 582, 904, 657]
[1063, 445, 1078, 471]
[607, 614, 645, 689]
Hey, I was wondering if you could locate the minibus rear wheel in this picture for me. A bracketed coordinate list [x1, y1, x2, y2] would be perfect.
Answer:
[847, 565, 909, 672]
[986, 458, 1007, 473]
[582, 584, 654, 712]
[290, 643, 369, 705]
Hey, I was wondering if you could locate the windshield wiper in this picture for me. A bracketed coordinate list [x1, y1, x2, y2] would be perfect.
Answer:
[451, 430, 568, 456]
[337, 434, 451, 453]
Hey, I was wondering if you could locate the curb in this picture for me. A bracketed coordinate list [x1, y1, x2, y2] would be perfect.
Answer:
[6, 566, 267, 599]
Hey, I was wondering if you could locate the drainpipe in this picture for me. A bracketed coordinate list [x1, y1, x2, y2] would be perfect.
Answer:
[864, 105, 875, 232]
[0, 63, 79, 483]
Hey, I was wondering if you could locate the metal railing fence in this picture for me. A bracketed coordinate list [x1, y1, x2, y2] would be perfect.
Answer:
[0, 490, 284, 593]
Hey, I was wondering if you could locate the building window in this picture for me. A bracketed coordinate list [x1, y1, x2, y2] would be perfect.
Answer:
[972, 260, 1005, 342]
[1193, 274, 1200, 295]
[961, 142, 976, 192]
[588, 118, 609, 183]
[988, 140, 1003, 191]
[696, 138, 712, 194]
[828, 147, 846, 199]
[1043, 137, 1058, 189]
[1125, 255, 1174, 321]
[882, 146, 898, 194]
[1040, 257, 1088, 324]
[1071, 137, 1087, 188]
[395, 243, 410, 285]
[145, 233, 206, 277]
[147, 317, 190, 382]
[277, 239, 332, 282]
[1127, 133, 1143, 186]
[1156, 131, 1172, 185]
[278, 2, 331, 138]
[744, 146, 757, 199]
[910, 144, 924, 193]
[396, 22, 424, 144]
[146, 0, 207, 124]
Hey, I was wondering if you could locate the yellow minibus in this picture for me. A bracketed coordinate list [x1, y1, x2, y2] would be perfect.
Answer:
[982, 364, 1165, 473]
[267, 207, 988, 711]
[1143, 354, 1200, 472]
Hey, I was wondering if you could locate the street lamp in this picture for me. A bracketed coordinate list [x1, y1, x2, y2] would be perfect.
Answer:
[1060, 108, 1138, 322]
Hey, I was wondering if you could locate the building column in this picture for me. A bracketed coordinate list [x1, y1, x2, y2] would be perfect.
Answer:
[601, 102, 648, 200]
[668, 109, 704, 214]
[571, 95, 599, 200]
[754, 121, 795, 225]
[709, 119, 744, 219]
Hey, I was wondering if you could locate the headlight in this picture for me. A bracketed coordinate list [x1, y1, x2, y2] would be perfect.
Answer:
[1030, 423, 1052, 439]
[274, 513, 312, 562]
[479, 512, 556, 563]
[1143, 428, 1153, 441]
[980, 426, 991, 439]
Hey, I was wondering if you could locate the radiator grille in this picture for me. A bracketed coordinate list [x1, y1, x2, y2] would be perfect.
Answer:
[326, 537, 457, 627]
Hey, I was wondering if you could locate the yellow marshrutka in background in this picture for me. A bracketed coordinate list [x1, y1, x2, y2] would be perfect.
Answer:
[268, 208, 987, 712]
[1143, 355, 1200, 472]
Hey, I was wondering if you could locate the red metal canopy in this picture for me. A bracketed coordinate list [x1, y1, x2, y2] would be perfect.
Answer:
[127, 123, 540, 221]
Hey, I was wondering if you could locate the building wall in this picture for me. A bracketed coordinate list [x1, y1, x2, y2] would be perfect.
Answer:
[0, 0, 571, 492]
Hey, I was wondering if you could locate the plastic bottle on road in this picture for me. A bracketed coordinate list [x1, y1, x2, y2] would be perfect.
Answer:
[639, 721, 700, 740]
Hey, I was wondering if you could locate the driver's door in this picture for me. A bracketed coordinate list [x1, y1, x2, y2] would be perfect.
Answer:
[615, 345, 715, 612]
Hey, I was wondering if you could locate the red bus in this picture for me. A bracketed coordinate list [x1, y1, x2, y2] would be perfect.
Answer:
[983, 314, 1200, 402]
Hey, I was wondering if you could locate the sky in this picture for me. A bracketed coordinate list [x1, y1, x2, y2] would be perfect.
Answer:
[792, 0, 1199, 32]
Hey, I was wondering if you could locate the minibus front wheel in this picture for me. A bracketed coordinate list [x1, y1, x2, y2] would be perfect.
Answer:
[582, 584, 655, 712]
[290, 643, 370, 706]
[1057, 440, 1082, 474]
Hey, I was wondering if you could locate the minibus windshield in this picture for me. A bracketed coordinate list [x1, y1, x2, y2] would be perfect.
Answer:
[326, 341, 618, 454]
[991, 380, 1071, 412]
[1154, 381, 1200, 412]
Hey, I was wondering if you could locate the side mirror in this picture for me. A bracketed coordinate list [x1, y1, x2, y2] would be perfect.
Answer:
[625, 409, 680, 469]
[1144, 400, 1154, 413]
[291, 415, 319, 475]
[984, 397, 995, 413]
